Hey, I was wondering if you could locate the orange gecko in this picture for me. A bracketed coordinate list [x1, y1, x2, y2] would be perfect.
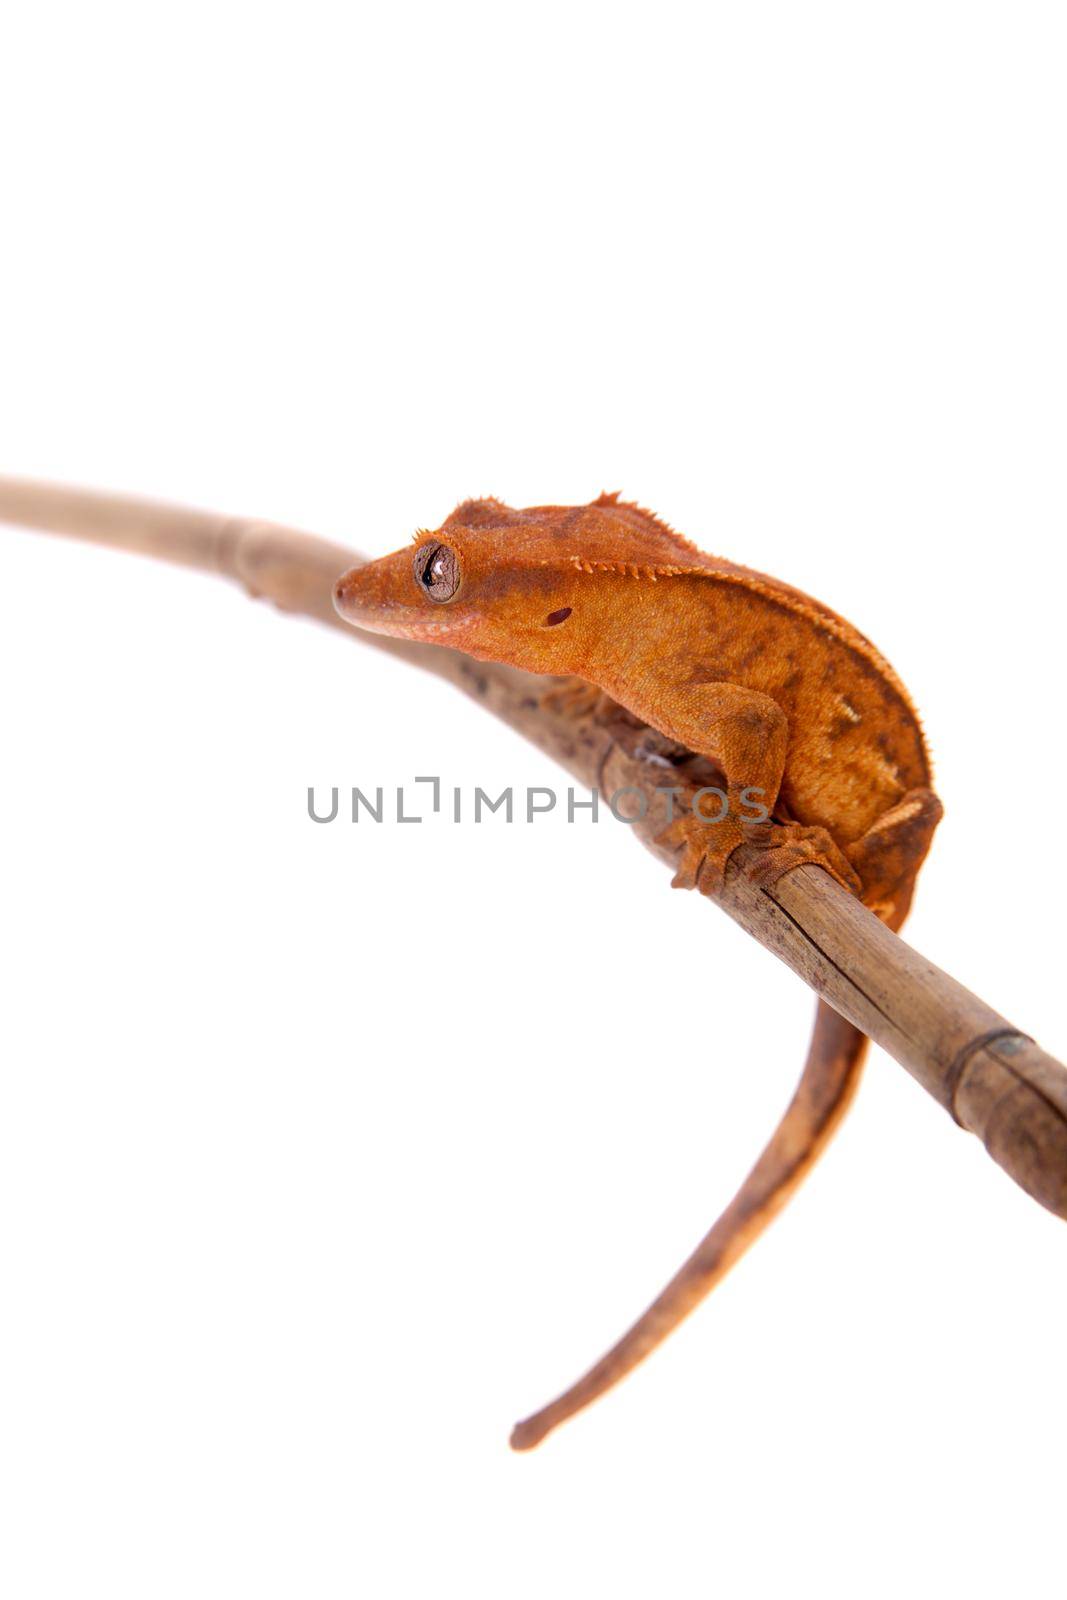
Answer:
[334, 492, 942, 1449]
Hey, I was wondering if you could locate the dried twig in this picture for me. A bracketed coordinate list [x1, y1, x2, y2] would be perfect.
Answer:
[3, 476, 1066, 1225]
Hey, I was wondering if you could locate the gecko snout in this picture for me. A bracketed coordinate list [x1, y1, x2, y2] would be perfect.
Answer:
[333, 544, 472, 644]
[333, 557, 416, 637]
[333, 564, 369, 621]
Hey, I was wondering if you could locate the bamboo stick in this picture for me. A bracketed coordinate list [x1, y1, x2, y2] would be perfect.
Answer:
[2, 476, 1064, 1220]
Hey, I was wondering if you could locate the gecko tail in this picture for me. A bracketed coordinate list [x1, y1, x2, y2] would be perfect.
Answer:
[509, 1000, 868, 1451]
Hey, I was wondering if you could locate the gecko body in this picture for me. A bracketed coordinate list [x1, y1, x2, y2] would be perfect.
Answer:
[335, 493, 942, 1447]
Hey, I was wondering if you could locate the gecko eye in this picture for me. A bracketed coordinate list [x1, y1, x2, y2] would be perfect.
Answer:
[413, 541, 461, 603]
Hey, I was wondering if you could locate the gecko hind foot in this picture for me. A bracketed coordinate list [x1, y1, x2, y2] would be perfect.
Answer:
[843, 786, 943, 928]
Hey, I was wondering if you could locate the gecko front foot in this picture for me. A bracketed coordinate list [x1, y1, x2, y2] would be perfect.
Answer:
[659, 813, 861, 900]
[657, 812, 747, 896]
[739, 821, 862, 896]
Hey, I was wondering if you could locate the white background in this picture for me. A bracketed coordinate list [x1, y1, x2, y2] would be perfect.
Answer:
[1, 4, 1065, 1596]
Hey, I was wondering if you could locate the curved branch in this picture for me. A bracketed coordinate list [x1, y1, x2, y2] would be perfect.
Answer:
[3, 475, 1065, 1221]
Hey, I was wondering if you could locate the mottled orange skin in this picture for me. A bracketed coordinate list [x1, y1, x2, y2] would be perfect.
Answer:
[336, 492, 939, 926]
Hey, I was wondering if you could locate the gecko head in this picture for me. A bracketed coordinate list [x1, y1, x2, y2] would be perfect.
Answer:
[332, 498, 588, 671]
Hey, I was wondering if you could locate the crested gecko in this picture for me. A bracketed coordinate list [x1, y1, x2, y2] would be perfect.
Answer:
[334, 492, 942, 1449]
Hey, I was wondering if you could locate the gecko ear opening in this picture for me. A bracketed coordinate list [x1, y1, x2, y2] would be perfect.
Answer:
[545, 607, 572, 626]
[413, 541, 461, 603]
